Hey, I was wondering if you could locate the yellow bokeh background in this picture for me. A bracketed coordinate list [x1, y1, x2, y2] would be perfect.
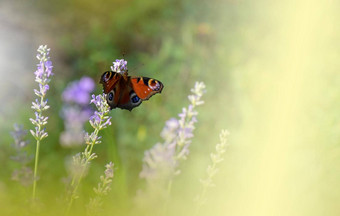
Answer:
[215, 1, 340, 215]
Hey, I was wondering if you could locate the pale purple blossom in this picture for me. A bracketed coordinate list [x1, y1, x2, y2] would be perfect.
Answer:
[94, 162, 114, 195]
[110, 59, 128, 73]
[30, 45, 53, 141]
[60, 106, 91, 147]
[60, 77, 95, 147]
[85, 94, 112, 145]
[137, 81, 206, 206]
[67, 94, 112, 211]
[62, 76, 95, 105]
[30, 45, 54, 199]
[104, 162, 114, 179]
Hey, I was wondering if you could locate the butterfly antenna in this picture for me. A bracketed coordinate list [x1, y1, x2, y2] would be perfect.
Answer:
[120, 50, 127, 59]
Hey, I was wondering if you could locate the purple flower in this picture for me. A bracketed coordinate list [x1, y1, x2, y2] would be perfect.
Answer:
[62, 76, 95, 106]
[110, 59, 128, 73]
[88, 94, 112, 131]
[79, 76, 95, 92]
[160, 118, 179, 143]
[34, 45, 53, 81]
[139, 81, 206, 187]
[30, 45, 54, 199]
[60, 77, 95, 147]
[34, 62, 44, 78]
[60, 106, 92, 147]
[83, 94, 111, 145]
[30, 45, 53, 141]
[67, 93, 112, 210]
[104, 162, 114, 179]
[90, 94, 102, 106]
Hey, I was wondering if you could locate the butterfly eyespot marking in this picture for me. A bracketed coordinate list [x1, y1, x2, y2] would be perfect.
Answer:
[148, 79, 161, 91]
[108, 92, 114, 101]
[129, 91, 141, 104]
[101, 71, 113, 83]
[132, 95, 140, 103]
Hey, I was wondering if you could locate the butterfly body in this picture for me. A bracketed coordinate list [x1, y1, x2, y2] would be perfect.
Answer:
[100, 71, 163, 111]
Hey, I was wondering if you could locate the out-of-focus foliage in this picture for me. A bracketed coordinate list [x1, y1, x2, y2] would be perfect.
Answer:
[2, 0, 340, 215]
[0, 0, 232, 215]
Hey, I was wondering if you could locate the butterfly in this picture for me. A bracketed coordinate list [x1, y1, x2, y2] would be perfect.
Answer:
[100, 70, 164, 111]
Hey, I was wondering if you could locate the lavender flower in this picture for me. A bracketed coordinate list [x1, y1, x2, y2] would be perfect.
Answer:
[66, 94, 112, 213]
[87, 162, 115, 216]
[10, 124, 33, 187]
[136, 81, 206, 210]
[60, 107, 93, 147]
[30, 45, 53, 141]
[88, 94, 112, 130]
[30, 45, 53, 200]
[62, 76, 95, 105]
[195, 129, 229, 210]
[140, 82, 206, 180]
[110, 59, 127, 73]
[94, 162, 114, 196]
[60, 77, 95, 147]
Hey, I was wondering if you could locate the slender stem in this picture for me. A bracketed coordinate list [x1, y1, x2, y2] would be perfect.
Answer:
[195, 158, 218, 215]
[31, 58, 47, 200]
[66, 125, 101, 215]
[162, 179, 173, 215]
[32, 140, 40, 200]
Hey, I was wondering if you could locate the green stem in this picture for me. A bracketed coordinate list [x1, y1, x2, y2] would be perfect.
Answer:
[162, 179, 173, 215]
[32, 139, 40, 200]
[195, 160, 217, 215]
[32, 60, 47, 201]
[66, 126, 101, 215]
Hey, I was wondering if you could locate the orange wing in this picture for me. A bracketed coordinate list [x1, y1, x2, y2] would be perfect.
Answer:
[130, 77, 163, 100]
[100, 72, 163, 111]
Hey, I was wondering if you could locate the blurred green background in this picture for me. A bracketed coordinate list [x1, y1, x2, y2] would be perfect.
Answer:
[1, 0, 340, 215]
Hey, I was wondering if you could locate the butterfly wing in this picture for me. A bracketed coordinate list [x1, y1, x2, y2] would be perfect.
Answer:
[115, 83, 143, 111]
[131, 77, 164, 100]
[100, 71, 121, 94]
[100, 71, 121, 109]
[100, 71, 143, 111]
[100, 71, 163, 111]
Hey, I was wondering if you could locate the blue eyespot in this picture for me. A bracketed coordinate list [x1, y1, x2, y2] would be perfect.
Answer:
[108, 92, 113, 101]
[131, 95, 140, 103]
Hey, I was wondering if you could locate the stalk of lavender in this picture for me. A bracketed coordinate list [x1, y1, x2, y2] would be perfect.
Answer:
[87, 162, 114, 216]
[195, 129, 229, 213]
[29, 45, 53, 200]
[140, 82, 206, 179]
[66, 59, 126, 213]
[136, 82, 206, 212]
[66, 94, 111, 213]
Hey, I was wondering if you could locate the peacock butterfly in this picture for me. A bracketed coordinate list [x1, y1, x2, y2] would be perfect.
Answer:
[100, 70, 163, 111]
